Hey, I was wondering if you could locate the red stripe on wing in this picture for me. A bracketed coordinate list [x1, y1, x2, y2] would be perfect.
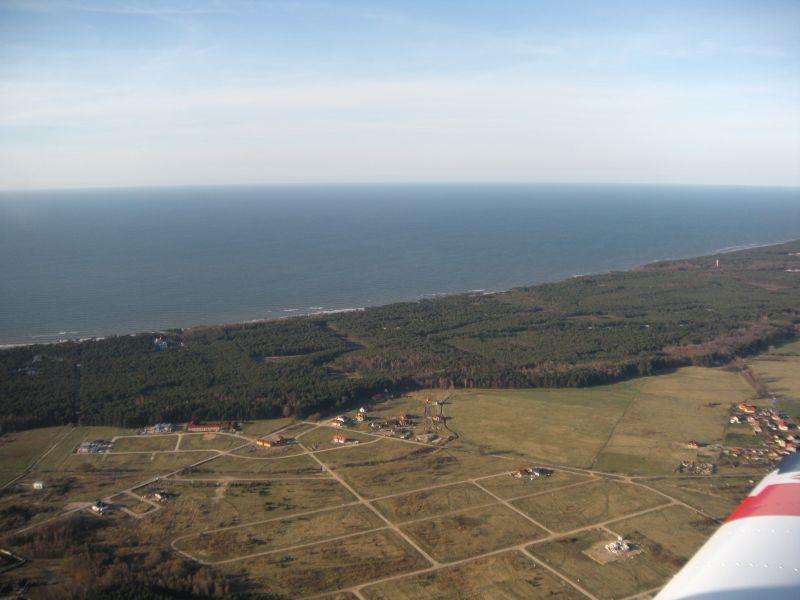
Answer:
[726, 482, 800, 522]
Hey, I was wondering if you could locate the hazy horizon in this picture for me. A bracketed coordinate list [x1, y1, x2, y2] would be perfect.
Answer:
[2, 0, 799, 190]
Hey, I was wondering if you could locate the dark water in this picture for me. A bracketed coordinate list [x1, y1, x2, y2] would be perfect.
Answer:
[1, 183, 799, 346]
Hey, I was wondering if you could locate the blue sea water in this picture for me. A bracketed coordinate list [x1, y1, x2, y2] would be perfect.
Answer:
[1, 183, 799, 346]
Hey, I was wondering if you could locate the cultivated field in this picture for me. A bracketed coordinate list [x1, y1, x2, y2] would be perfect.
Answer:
[0, 364, 775, 599]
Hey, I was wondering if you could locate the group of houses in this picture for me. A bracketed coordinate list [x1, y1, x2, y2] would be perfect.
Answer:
[728, 401, 798, 461]
[77, 440, 113, 454]
[141, 422, 175, 435]
[513, 466, 554, 479]
[677, 460, 716, 475]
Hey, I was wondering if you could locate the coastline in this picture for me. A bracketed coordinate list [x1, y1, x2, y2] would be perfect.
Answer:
[2, 237, 796, 350]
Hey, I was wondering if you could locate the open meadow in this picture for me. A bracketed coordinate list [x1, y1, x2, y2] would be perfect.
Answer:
[0, 364, 778, 599]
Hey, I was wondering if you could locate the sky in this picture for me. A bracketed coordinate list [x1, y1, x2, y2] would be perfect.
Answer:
[0, 0, 799, 189]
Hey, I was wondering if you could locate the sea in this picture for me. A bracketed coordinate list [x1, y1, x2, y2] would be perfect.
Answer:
[1, 183, 799, 346]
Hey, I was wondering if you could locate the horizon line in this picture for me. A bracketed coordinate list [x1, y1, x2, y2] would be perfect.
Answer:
[2, 180, 800, 194]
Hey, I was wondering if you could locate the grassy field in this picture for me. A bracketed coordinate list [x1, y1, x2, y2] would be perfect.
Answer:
[179, 433, 244, 451]
[220, 530, 429, 597]
[0, 425, 69, 486]
[296, 425, 374, 450]
[0, 360, 779, 599]
[477, 469, 590, 500]
[427, 367, 750, 475]
[111, 434, 180, 452]
[528, 528, 681, 599]
[400, 504, 547, 562]
[512, 479, 668, 532]
[422, 386, 634, 467]
[318, 439, 517, 498]
[181, 452, 325, 478]
[747, 354, 800, 419]
[362, 551, 584, 599]
[642, 477, 755, 520]
[373, 482, 494, 522]
[591, 367, 751, 475]
[613, 504, 717, 559]
[176, 504, 383, 562]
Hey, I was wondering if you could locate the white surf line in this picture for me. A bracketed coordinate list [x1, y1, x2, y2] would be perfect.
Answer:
[299, 441, 442, 568]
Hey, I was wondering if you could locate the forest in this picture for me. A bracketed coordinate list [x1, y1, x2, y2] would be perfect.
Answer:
[1, 240, 799, 432]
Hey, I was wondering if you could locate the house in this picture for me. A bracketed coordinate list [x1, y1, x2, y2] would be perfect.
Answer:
[738, 402, 757, 414]
[686, 441, 700, 449]
[778, 421, 789, 432]
[359, 407, 367, 414]
[154, 490, 170, 502]
[329, 418, 344, 428]
[355, 412, 366, 422]
[77, 440, 112, 454]
[332, 434, 347, 445]
[33, 480, 45, 490]
[91, 500, 109, 515]
[531, 467, 554, 478]
[729, 416, 740, 424]
[256, 435, 289, 448]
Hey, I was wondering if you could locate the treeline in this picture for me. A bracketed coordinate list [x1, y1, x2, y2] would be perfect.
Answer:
[1, 241, 799, 431]
[3, 515, 283, 600]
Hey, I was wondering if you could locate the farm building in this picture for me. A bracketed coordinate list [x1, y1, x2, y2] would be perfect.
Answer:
[186, 421, 221, 433]
[332, 434, 347, 444]
[256, 435, 289, 448]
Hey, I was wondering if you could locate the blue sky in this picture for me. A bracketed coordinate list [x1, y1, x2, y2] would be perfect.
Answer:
[1, 0, 799, 189]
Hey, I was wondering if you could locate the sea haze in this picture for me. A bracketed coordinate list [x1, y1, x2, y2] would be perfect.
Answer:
[1, 183, 799, 346]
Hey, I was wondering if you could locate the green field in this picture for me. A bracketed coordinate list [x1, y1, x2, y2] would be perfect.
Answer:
[0, 425, 70, 485]
[748, 354, 800, 419]
[437, 366, 752, 475]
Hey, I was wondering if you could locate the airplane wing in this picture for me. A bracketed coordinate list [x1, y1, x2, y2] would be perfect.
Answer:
[656, 453, 800, 599]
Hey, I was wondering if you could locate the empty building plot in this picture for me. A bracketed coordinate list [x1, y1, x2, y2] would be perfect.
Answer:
[613, 504, 719, 560]
[373, 481, 495, 523]
[477, 468, 591, 500]
[175, 504, 384, 563]
[400, 504, 547, 563]
[512, 479, 668, 532]
[361, 550, 584, 599]
[219, 529, 429, 597]
[528, 528, 681, 600]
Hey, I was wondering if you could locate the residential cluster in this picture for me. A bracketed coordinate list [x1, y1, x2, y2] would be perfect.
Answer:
[513, 466, 554, 479]
[676, 460, 716, 475]
[76, 440, 113, 454]
[724, 400, 798, 463]
[141, 422, 175, 434]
